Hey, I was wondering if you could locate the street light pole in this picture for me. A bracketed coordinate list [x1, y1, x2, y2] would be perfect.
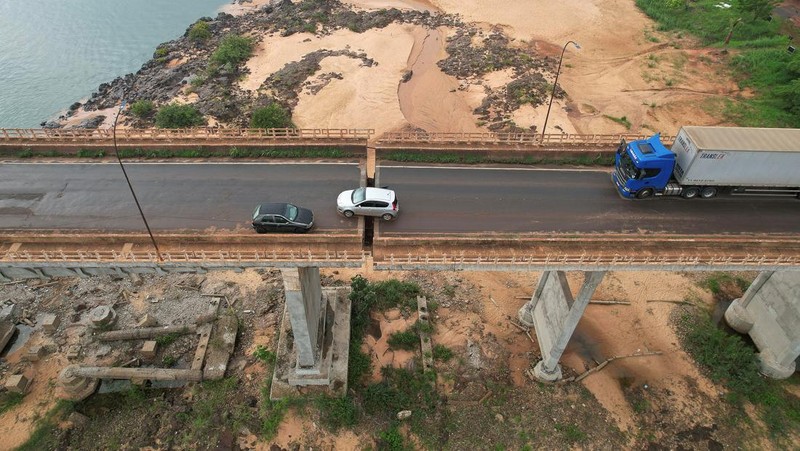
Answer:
[541, 40, 580, 144]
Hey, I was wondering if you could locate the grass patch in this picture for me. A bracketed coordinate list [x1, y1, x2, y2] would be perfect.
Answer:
[635, 0, 800, 127]
[382, 151, 614, 166]
[699, 273, 750, 295]
[155, 332, 180, 347]
[253, 345, 276, 365]
[555, 423, 586, 443]
[602, 114, 632, 130]
[316, 396, 359, 431]
[178, 378, 242, 444]
[387, 329, 420, 351]
[0, 392, 24, 415]
[16, 400, 75, 451]
[432, 344, 454, 362]
[4, 146, 355, 160]
[679, 312, 800, 439]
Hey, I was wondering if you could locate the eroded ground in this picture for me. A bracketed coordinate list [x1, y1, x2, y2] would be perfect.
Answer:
[2, 267, 796, 449]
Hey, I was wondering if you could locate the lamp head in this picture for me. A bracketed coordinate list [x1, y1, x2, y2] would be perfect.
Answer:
[572, 42, 581, 50]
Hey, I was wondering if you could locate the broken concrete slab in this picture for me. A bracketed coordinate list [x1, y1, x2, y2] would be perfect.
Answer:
[141, 341, 158, 360]
[42, 314, 60, 334]
[5, 374, 31, 394]
[0, 320, 17, 354]
[26, 345, 46, 362]
[203, 313, 238, 380]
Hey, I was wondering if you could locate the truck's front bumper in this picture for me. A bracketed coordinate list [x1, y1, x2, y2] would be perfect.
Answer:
[612, 172, 635, 199]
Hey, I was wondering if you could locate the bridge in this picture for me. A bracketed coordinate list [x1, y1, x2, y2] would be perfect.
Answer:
[1, 128, 798, 392]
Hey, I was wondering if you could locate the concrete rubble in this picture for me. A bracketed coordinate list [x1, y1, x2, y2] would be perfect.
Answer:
[0, 271, 279, 402]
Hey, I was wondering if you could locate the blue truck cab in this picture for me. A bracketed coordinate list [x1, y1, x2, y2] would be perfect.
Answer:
[612, 133, 675, 199]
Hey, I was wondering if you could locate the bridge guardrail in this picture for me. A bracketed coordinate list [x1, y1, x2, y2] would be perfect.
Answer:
[0, 128, 375, 143]
[375, 131, 676, 147]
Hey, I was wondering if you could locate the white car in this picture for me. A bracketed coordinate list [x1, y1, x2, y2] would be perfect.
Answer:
[337, 187, 399, 220]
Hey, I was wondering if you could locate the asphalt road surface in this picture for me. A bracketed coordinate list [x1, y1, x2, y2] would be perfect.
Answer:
[1, 163, 798, 234]
[0, 163, 360, 231]
[378, 165, 800, 235]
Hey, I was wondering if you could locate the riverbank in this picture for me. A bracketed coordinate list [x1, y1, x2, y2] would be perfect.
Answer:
[56, 0, 739, 138]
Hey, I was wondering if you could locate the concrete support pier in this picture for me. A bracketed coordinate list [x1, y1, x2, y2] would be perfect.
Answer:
[518, 271, 606, 382]
[271, 267, 351, 399]
[724, 271, 800, 379]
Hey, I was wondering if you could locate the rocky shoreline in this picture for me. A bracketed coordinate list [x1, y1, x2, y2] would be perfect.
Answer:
[51, 0, 560, 133]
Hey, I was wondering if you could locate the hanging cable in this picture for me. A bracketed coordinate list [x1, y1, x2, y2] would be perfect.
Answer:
[112, 98, 163, 262]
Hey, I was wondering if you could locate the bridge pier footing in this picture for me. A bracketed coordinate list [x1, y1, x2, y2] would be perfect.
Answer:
[518, 271, 605, 382]
[724, 270, 799, 379]
[270, 267, 351, 399]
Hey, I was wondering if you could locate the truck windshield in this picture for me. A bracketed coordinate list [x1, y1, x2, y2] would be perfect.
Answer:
[619, 149, 640, 180]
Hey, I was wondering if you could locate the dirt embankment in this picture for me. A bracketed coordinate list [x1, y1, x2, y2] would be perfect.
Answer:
[55, 0, 739, 137]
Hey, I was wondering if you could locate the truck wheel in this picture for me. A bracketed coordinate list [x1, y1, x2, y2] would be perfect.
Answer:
[700, 187, 718, 198]
[681, 187, 700, 199]
[636, 188, 654, 199]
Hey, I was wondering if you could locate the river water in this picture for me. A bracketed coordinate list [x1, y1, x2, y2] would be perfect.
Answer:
[0, 0, 230, 128]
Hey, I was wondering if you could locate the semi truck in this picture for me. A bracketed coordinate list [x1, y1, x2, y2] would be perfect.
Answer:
[612, 126, 800, 199]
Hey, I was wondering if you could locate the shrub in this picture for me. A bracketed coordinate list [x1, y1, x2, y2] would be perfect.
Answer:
[432, 344, 454, 362]
[155, 103, 205, 128]
[130, 100, 155, 118]
[387, 329, 419, 351]
[188, 21, 211, 42]
[210, 34, 254, 68]
[154, 46, 169, 58]
[250, 104, 293, 129]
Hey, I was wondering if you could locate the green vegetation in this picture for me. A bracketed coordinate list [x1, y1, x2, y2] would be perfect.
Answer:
[432, 344, 454, 362]
[679, 312, 800, 439]
[210, 34, 254, 69]
[7, 146, 353, 159]
[387, 329, 420, 351]
[155, 332, 180, 347]
[700, 273, 751, 295]
[316, 396, 359, 431]
[555, 423, 587, 443]
[162, 355, 177, 367]
[130, 100, 155, 118]
[154, 46, 169, 58]
[253, 345, 276, 364]
[603, 114, 632, 130]
[188, 21, 212, 42]
[636, 0, 800, 127]
[177, 378, 247, 444]
[16, 400, 75, 451]
[0, 392, 24, 415]
[154, 103, 205, 128]
[383, 151, 614, 166]
[378, 425, 411, 451]
[250, 104, 294, 129]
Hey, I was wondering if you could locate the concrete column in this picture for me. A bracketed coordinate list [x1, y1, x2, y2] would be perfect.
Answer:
[522, 271, 605, 382]
[723, 271, 800, 379]
[724, 271, 773, 333]
[518, 271, 551, 327]
[281, 267, 324, 369]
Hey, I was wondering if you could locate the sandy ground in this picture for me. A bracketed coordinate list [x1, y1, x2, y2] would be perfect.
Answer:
[230, 0, 738, 138]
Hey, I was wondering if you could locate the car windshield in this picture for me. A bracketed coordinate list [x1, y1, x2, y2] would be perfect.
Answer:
[284, 204, 298, 221]
[351, 187, 366, 203]
[252, 205, 261, 220]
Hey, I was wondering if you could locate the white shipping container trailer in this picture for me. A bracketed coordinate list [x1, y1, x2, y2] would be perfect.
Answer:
[672, 126, 800, 187]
